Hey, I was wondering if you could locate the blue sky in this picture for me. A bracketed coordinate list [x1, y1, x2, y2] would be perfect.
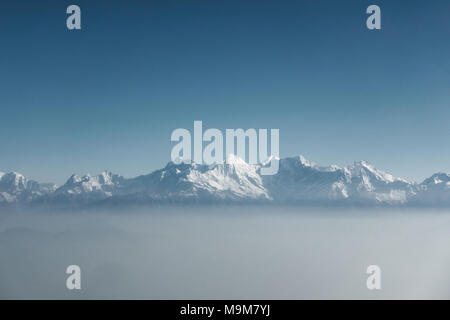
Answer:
[1, 0, 449, 184]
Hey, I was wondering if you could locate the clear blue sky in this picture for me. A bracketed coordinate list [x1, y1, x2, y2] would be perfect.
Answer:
[1, 0, 449, 184]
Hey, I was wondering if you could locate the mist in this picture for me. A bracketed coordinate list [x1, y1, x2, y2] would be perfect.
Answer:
[1, 206, 450, 299]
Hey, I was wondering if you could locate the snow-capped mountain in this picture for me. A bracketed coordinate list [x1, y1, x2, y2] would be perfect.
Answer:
[263, 156, 349, 203]
[0, 172, 56, 204]
[110, 154, 270, 204]
[413, 173, 450, 206]
[2, 155, 450, 207]
[45, 171, 125, 205]
[262, 156, 416, 204]
[343, 160, 416, 204]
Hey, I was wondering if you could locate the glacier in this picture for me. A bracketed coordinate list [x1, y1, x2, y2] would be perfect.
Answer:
[1, 155, 450, 207]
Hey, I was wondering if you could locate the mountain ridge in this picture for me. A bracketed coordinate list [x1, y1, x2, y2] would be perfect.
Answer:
[1, 155, 449, 207]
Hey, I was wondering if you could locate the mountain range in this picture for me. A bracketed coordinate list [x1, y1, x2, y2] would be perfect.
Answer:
[1, 154, 450, 208]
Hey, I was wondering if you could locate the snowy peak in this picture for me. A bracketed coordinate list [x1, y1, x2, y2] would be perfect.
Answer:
[56, 171, 124, 196]
[98, 171, 120, 185]
[0, 172, 28, 192]
[192, 157, 268, 201]
[422, 173, 450, 186]
[263, 156, 349, 202]
[412, 173, 450, 205]
[347, 160, 406, 184]
[343, 161, 413, 203]
[120, 156, 269, 202]
[223, 154, 260, 178]
[0, 172, 56, 204]
[264, 157, 416, 204]
[299, 155, 313, 167]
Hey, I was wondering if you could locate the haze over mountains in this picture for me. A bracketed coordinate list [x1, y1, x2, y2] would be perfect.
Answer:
[1, 155, 450, 207]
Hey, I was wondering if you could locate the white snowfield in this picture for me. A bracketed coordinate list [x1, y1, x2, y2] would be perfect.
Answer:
[1, 155, 450, 206]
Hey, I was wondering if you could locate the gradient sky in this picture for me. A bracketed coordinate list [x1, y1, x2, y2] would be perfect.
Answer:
[1, 0, 449, 184]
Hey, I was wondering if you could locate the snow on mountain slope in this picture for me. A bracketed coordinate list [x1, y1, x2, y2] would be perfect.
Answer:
[190, 154, 268, 200]
[114, 154, 269, 203]
[263, 156, 416, 204]
[46, 171, 124, 204]
[413, 173, 450, 205]
[344, 161, 416, 204]
[0, 172, 56, 204]
[262, 156, 349, 203]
